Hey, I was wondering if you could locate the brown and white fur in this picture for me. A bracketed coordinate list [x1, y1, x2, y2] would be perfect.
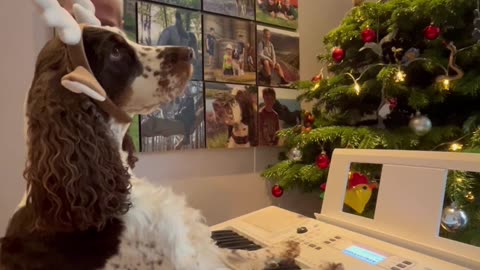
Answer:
[0, 21, 336, 270]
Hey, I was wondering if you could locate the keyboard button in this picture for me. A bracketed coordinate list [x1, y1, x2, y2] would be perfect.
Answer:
[402, 261, 412, 265]
[309, 244, 316, 248]
[324, 241, 330, 244]
[335, 236, 341, 239]
[329, 238, 336, 242]
[297, 226, 308, 234]
[397, 264, 406, 268]
[391, 267, 400, 270]
[315, 247, 322, 250]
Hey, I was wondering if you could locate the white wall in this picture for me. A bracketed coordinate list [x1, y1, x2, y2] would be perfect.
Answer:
[0, 1, 50, 234]
[0, 0, 355, 233]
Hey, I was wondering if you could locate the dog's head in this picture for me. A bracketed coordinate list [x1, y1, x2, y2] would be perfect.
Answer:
[81, 26, 193, 115]
[23, 0, 193, 232]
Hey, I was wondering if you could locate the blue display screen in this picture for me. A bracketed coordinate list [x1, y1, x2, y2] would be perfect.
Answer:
[343, 245, 386, 265]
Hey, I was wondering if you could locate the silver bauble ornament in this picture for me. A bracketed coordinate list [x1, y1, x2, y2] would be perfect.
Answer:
[441, 203, 468, 232]
[288, 147, 303, 161]
[409, 112, 432, 136]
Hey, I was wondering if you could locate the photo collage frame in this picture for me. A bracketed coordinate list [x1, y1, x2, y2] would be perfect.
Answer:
[124, 0, 300, 152]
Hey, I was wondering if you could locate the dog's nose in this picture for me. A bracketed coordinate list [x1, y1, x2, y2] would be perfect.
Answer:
[164, 47, 194, 65]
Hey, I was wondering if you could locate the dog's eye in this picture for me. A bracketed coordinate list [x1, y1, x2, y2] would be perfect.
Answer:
[110, 47, 122, 61]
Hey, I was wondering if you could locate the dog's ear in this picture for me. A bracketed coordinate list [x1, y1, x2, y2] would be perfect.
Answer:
[61, 66, 106, 101]
[24, 39, 131, 232]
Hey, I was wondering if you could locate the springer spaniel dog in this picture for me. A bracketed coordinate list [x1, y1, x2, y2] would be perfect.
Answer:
[0, 1, 345, 269]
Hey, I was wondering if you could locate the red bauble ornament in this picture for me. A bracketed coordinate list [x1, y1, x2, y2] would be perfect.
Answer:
[272, 185, 284, 198]
[424, 25, 440, 40]
[316, 153, 330, 169]
[332, 47, 345, 62]
[361, 28, 376, 43]
[320, 183, 327, 191]
[349, 172, 369, 188]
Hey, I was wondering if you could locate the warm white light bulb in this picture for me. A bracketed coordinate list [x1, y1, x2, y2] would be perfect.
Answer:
[313, 82, 320, 91]
[443, 79, 450, 90]
[354, 83, 361, 95]
[395, 70, 406, 82]
[449, 143, 463, 152]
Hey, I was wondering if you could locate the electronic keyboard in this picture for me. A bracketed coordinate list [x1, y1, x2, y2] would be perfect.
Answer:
[211, 150, 480, 270]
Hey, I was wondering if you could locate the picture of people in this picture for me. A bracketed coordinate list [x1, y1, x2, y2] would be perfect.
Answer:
[256, 0, 298, 29]
[203, 0, 255, 20]
[257, 26, 299, 87]
[205, 83, 258, 149]
[140, 82, 206, 152]
[155, 0, 201, 10]
[137, 1, 203, 80]
[204, 14, 257, 85]
[258, 87, 301, 146]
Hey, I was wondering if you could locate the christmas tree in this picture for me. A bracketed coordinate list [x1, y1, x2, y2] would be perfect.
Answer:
[262, 0, 480, 247]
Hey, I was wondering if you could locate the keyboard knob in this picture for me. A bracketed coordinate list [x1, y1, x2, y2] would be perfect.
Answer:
[297, 226, 308, 234]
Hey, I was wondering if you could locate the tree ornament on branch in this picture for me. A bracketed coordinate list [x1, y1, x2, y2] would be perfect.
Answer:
[316, 151, 330, 169]
[272, 185, 284, 198]
[424, 24, 441, 40]
[441, 203, 468, 232]
[362, 28, 377, 43]
[409, 111, 432, 136]
[332, 47, 345, 63]
[288, 146, 303, 161]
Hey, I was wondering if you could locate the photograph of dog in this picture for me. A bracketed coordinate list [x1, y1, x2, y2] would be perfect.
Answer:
[258, 87, 302, 146]
[257, 25, 299, 87]
[256, 0, 298, 29]
[205, 83, 258, 149]
[203, 0, 255, 20]
[137, 1, 203, 80]
[140, 81, 206, 152]
[204, 14, 257, 85]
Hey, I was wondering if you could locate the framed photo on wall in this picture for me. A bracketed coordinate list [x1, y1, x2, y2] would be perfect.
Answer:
[137, 1, 203, 80]
[256, 0, 298, 30]
[153, 0, 201, 10]
[203, 14, 257, 85]
[205, 82, 258, 149]
[256, 25, 299, 87]
[203, 0, 255, 20]
[258, 86, 301, 146]
[140, 81, 206, 152]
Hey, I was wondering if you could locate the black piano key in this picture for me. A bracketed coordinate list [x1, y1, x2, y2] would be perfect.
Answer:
[211, 230, 302, 268]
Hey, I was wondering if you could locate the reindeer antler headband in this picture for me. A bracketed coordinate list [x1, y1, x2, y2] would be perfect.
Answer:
[34, 0, 132, 123]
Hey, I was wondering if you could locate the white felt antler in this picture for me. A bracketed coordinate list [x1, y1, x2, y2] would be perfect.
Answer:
[33, 0, 82, 45]
[73, 0, 101, 26]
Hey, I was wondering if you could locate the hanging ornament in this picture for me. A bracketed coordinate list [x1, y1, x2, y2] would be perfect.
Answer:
[409, 112, 432, 136]
[271, 185, 284, 198]
[441, 203, 468, 232]
[465, 192, 475, 203]
[332, 47, 345, 62]
[361, 28, 377, 43]
[424, 24, 441, 40]
[287, 147, 303, 161]
[449, 143, 463, 152]
[316, 152, 330, 169]
[304, 112, 315, 125]
[378, 98, 397, 119]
